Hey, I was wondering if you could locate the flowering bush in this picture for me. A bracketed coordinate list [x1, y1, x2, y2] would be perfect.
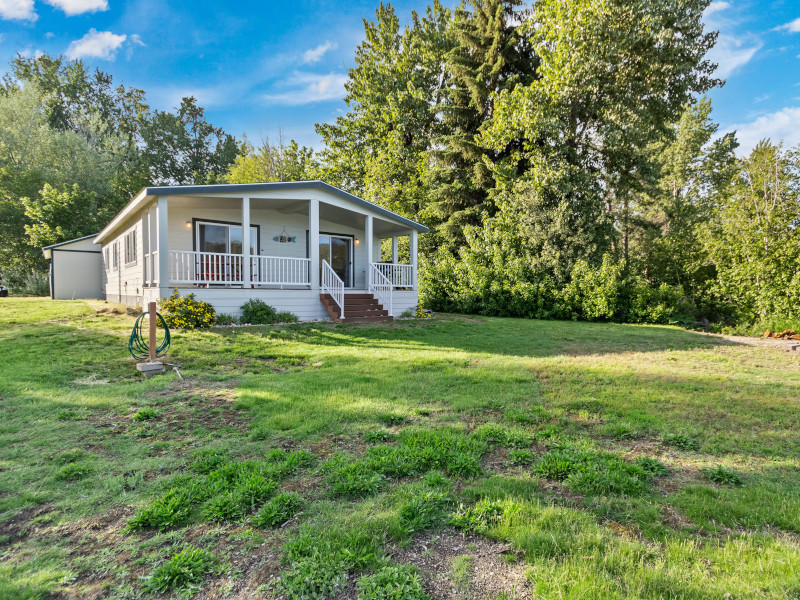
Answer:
[160, 290, 215, 329]
[416, 305, 432, 319]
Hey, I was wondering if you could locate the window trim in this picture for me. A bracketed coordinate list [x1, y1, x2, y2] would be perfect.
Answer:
[124, 229, 137, 266]
[192, 218, 261, 255]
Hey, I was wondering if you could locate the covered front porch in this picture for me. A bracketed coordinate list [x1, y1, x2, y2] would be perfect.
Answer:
[138, 186, 419, 318]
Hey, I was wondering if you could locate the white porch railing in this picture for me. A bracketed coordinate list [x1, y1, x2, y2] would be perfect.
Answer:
[369, 262, 393, 317]
[169, 250, 244, 285]
[321, 259, 344, 319]
[167, 250, 312, 287]
[250, 256, 311, 287]
[374, 263, 413, 288]
[144, 251, 158, 285]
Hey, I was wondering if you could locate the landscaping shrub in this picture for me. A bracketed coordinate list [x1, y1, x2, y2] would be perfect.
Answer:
[18, 271, 49, 296]
[160, 290, 215, 329]
[215, 312, 239, 325]
[275, 310, 299, 323]
[421, 250, 693, 325]
[240, 298, 278, 324]
[144, 546, 217, 594]
[252, 491, 304, 528]
[357, 565, 429, 600]
[702, 465, 744, 487]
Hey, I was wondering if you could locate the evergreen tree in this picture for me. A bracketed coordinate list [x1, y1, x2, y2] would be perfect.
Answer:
[428, 0, 537, 248]
[315, 1, 451, 223]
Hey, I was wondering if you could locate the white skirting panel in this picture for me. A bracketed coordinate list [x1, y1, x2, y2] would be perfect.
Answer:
[392, 290, 418, 316]
[133, 286, 420, 322]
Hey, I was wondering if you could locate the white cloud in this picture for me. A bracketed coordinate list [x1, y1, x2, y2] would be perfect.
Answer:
[18, 45, 44, 58]
[0, 0, 36, 21]
[775, 17, 800, 33]
[723, 107, 800, 155]
[707, 35, 762, 78]
[66, 29, 127, 60]
[264, 71, 348, 105]
[44, 0, 107, 16]
[301, 41, 336, 65]
[703, 1, 730, 18]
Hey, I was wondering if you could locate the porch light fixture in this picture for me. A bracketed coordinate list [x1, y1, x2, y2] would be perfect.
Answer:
[185, 220, 192, 229]
[354, 238, 360, 245]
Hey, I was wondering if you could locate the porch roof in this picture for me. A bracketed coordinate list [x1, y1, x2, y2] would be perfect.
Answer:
[95, 180, 429, 245]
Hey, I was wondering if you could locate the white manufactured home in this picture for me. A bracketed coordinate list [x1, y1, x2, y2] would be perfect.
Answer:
[44, 181, 427, 323]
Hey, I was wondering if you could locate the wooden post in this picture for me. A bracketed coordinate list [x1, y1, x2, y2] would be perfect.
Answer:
[148, 301, 157, 363]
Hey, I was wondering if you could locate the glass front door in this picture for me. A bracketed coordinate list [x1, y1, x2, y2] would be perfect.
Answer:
[319, 234, 352, 287]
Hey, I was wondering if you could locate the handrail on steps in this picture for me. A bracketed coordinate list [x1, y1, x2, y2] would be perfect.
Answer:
[369, 262, 393, 318]
[321, 259, 344, 319]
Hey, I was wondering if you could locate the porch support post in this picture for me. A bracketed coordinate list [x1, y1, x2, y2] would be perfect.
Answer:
[309, 199, 319, 292]
[365, 215, 374, 287]
[146, 206, 156, 286]
[156, 196, 169, 295]
[410, 229, 418, 291]
[391, 236, 398, 264]
[241, 196, 250, 288]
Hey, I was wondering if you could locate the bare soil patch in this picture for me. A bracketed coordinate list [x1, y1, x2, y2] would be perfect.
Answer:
[391, 531, 532, 600]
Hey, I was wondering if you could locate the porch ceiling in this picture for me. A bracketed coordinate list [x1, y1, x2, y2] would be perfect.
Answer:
[168, 195, 409, 235]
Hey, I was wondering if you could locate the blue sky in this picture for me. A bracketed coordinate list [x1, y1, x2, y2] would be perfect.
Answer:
[0, 0, 798, 154]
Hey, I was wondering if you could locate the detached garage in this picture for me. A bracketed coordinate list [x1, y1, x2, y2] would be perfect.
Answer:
[42, 234, 103, 300]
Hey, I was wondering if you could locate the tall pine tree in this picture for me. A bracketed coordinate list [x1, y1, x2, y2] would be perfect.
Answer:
[428, 0, 537, 249]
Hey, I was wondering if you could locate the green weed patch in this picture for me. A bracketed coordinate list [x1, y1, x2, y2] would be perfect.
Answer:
[143, 546, 218, 595]
[126, 449, 314, 531]
[534, 443, 662, 496]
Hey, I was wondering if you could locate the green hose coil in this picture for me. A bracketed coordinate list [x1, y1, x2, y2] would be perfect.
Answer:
[128, 311, 171, 360]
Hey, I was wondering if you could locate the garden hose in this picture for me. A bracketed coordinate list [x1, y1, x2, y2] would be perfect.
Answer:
[128, 311, 171, 360]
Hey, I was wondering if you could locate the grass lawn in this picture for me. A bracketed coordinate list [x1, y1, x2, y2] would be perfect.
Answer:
[1, 297, 799, 599]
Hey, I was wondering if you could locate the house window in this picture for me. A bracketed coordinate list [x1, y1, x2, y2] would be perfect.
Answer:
[104, 248, 110, 271]
[112, 242, 119, 270]
[124, 229, 137, 266]
[196, 222, 258, 255]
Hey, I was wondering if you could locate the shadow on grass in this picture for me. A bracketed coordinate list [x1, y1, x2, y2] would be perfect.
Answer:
[261, 314, 737, 358]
